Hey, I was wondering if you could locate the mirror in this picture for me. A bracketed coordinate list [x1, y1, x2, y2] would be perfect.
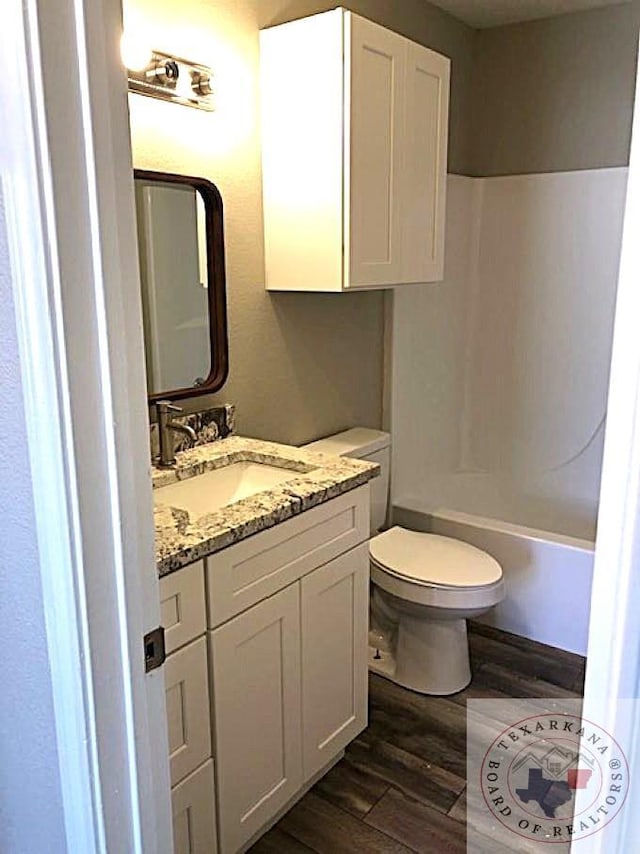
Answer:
[134, 170, 228, 402]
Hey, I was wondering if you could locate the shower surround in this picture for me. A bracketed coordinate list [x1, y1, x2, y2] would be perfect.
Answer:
[390, 168, 628, 654]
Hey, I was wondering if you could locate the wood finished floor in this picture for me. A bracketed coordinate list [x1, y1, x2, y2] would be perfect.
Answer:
[248, 622, 585, 854]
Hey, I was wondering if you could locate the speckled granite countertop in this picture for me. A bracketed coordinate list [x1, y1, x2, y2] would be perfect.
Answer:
[153, 436, 378, 576]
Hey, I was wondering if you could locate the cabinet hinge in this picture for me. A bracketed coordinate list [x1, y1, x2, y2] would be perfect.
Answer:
[144, 626, 166, 673]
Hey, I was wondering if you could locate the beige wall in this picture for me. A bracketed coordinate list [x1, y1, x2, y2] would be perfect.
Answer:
[470, 2, 640, 176]
[126, 0, 473, 445]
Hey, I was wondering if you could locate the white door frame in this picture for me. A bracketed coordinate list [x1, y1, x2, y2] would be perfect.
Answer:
[0, 0, 171, 851]
[575, 36, 640, 854]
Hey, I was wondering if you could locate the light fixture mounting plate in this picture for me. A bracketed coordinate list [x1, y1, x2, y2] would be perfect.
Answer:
[127, 50, 214, 112]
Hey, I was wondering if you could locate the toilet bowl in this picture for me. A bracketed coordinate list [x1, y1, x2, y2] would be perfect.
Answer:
[303, 428, 506, 696]
[369, 526, 504, 694]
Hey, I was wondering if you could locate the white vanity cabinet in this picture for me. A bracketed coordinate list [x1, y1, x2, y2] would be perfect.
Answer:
[159, 561, 218, 854]
[158, 485, 370, 854]
[260, 8, 450, 291]
[207, 487, 370, 854]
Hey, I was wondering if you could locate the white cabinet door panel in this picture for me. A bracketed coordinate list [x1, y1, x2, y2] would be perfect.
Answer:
[347, 14, 405, 288]
[301, 543, 369, 779]
[171, 759, 217, 854]
[210, 584, 303, 853]
[402, 42, 450, 283]
[165, 637, 211, 787]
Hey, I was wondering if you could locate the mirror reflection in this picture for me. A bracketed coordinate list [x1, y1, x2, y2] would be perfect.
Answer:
[134, 170, 228, 402]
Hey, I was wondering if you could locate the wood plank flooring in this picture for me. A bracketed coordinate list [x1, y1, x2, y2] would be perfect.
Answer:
[249, 622, 585, 854]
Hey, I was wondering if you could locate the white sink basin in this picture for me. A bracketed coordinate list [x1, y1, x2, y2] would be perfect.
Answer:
[154, 461, 301, 517]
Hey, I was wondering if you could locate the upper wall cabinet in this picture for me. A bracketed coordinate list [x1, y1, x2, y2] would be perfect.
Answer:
[260, 8, 450, 292]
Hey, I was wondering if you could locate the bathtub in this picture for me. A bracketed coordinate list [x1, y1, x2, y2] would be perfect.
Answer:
[393, 473, 595, 656]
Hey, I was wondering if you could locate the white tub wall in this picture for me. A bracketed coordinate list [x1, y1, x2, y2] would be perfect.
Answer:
[390, 175, 480, 495]
[464, 168, 627, 481]
[394, 503, 593, 656]
[391, 168, 628, 524]
[389, 168, 626, 653]
[394, 470, 596, 542]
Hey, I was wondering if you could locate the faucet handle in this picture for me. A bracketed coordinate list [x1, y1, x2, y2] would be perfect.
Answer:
[156, 400, 182, 415]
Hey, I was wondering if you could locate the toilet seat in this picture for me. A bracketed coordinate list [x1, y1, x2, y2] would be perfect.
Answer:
[370, 526, 503, 587]
[369, 526, 504, 610]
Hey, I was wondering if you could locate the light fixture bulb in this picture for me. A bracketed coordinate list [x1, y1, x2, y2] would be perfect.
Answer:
[120, 31, 152, 72]
[191, 70, 213, 97]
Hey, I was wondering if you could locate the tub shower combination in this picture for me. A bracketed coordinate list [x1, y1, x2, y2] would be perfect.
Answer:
[390, 169, 628, 657]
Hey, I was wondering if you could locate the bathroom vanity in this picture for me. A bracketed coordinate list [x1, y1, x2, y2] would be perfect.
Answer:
[153, 437, 378, 853]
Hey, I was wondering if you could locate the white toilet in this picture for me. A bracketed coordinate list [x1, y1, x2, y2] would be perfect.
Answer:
[304, 428, 505, 695]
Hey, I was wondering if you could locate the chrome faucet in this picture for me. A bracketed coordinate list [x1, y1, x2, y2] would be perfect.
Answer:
[155, 401, 197, 467]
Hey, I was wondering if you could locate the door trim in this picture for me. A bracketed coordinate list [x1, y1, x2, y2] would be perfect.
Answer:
[0, 0, 172, 850]
[578, 35, 640, 854]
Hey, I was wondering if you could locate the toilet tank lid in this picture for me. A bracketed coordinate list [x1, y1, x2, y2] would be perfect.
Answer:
[303, 427, 390, 459]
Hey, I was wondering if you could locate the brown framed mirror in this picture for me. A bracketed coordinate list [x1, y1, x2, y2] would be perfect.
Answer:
[134, 170, 229, 402]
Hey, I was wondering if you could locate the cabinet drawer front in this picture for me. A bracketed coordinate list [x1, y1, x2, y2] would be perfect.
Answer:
[165, 637, 211, 786]
[206, 486, 368, 628]
[160, 560, 206, 654]
[171, 759, 218, 854]
[301, 543, 369, 780]
[210, 584, 302, 853]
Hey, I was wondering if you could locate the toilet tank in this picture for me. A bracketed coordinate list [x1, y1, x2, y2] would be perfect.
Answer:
[303, 428, 390, 534]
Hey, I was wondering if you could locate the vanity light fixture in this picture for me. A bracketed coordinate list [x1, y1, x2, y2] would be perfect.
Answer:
[122, 40, 214, 111]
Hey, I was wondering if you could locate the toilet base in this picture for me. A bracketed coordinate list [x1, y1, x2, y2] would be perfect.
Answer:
[368, 646, 396, 680]
[368, 615, 472, 696]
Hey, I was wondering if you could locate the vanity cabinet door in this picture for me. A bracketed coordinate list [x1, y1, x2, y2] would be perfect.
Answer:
[301, 543, 369, 780]
[210, 583, 303, 854]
